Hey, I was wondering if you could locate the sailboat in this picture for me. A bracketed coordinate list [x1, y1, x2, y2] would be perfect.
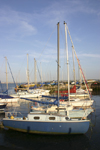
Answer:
[59, 23, 94, 107]
[0, 57, 19, 103]
[30, 21, 93, 118]
[58, 21, 93, 115]
[27, 58, 50, 96]
[3, 22, 90, 134]
[10, 55, 41, 98]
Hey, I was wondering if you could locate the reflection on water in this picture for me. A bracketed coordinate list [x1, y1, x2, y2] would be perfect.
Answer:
[92, 90, 100, 95]
[0, 129, 91, 150]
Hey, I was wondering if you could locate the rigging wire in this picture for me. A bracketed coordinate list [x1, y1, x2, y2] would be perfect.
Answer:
[36, 63, 42, 83]
[29, 24, 57, 82]
[7, 59, 16, 88]
[38, 24, 57, 60]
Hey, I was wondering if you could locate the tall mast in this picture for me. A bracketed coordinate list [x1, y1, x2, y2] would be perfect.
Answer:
[34, 58, 37, 85]
[72, 46, 76, 86]
[57, 22, 60, 107]
[79, 60, 82, 88]
[27, 54, 29, 91]
[40, 62, 43, 83]
[5, 57, 8, 93]
[64, 21, 70, 104]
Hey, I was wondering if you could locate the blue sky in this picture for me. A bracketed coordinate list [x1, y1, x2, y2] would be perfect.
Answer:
[0, 0, 100, 83]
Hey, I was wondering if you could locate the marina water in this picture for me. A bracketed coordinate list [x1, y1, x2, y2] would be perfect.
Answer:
[0, 83, 100, 150]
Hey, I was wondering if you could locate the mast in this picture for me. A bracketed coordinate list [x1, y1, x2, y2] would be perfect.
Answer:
[5, 57, 8, 93]
[40, 62, 43, 83]
[72, 46, 76, 86]
[34, 58, 37, 85]
[79, 60, 82, 88]
[66, 24, 91, 100]
[57, 22, 60, 107]
[64, 21, 70, 104]
[27, 54, 29, 91]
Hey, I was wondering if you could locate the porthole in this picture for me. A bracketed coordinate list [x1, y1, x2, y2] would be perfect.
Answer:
[65, 117, 69, 120]
[49, 117, 55, 120]
[34, 116, 40, 120]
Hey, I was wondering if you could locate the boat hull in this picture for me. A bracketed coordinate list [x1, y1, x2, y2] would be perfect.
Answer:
[3, 118, 90, 134]
[61, 93, 89, 99]
[0, 103, 7, 113]
[60, 100, 94, 107]
[0, 98, 19, 103]
[10, 94, 41, 98]
[0, 104, 6, 109]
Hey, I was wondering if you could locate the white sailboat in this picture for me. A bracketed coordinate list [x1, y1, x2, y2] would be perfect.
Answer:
[0, 57, 19, 103]
[60, 23, 94, 107]
[10, 90, 41, 98]
[3, 22, 90, 134]
[10, 54, 41, 98]
[31, 21, 93, 117]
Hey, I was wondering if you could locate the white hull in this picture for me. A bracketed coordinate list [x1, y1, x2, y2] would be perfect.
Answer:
[19, 94, 41, 98]
[29, 89, 50, 96]
[60, 99, 94, 107]
[10, 93, 41, 98]
[70, 93, 89, 99]
[0, 98, 19, 103]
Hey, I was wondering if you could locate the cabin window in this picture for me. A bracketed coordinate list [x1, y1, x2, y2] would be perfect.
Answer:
[34, 116, 40, 120]
[65, 117, 69, 120]
[49, 117, 55, 120]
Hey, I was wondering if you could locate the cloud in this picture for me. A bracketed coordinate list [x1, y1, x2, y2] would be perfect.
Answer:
[0, 1, 99, 40]
[0, 6, 37, 38]
[21, 21, 35, 32]
[74, 37, 81, 42]
[40, 0, 100, 26]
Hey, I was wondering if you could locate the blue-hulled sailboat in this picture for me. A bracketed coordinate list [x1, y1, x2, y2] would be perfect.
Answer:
[3, 22, 90, 134]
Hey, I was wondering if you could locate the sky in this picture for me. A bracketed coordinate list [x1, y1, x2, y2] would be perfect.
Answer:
[0, 0, 100, 83]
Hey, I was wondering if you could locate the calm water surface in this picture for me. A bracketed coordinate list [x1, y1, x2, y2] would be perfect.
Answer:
[0, 84, 100, 150]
